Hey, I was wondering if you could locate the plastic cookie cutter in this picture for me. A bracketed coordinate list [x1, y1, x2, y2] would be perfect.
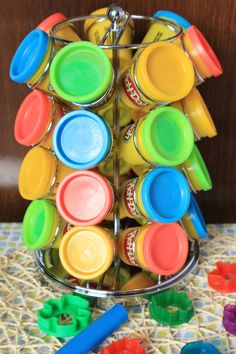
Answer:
[37, 294, 92, 338]
[100, 337, 147, 353]
[208, 262, 236, 293]
[149, 290, 194, 326]
[181, 341, 221, 353]
[222, 304, 236, 336]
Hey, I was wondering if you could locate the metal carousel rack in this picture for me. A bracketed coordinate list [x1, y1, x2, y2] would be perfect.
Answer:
[34, 4, 200, 298]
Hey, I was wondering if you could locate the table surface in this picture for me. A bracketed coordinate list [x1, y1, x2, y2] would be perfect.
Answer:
[1, 223, 236, 354]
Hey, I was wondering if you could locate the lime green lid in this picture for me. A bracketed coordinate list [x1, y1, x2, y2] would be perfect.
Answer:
[49, 41, 113, 104]
[22, 200, 58, 249]
[185, 145, 212, 191]
[140, 107, 194, 166]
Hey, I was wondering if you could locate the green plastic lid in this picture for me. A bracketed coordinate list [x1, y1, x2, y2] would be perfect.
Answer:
[22, 199, 58, 249]
[49, 41, 113, 104]
[139, 107, 194, 166]
[185, 145, 212, 191]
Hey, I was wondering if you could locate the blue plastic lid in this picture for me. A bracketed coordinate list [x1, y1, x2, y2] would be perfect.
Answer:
[9, 29, 49, 83]
[181, 341, 220, 354]
[53, 110, 112, 170]
[141, 167, 190, 223]
[188, 194, 208, 239]
[154, 10, 191, 29]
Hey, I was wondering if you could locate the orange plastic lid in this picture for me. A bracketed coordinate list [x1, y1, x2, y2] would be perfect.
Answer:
[142, 223, 189, 275]
[187, 26, 223, 77]
[56, 170, 113, 226]
[37, 13, 67, 32]
[59, 226, 114, 280]
[14, 90, 52, 146]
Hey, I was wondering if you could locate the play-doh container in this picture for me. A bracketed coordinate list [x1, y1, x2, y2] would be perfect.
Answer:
[14, 90, 69, 148]
[56, 170, 114, 226]
[53, 110, 113, 169]
[121, 272, 155, 291]
[84, 7, 134, 71]
[37, 12, 81, 43]
[120, 41, 194, 110]
[119, 222, 189, 275]
[22, 199, 71, 249]
[119, 106, 194, 166]
[97, 101, 132, 127]
[98, 157, 130, 177]
[59, 226, 116, 280]
[49, 41, 114, 107]
[18, 146, 72, 200]
[119, 167, 190, 223]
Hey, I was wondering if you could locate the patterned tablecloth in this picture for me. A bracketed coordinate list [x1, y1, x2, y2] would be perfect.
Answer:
[1, 223, 236, 354]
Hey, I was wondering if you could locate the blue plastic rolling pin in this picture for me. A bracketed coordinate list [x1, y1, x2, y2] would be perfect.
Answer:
[56, 304, 129, 354]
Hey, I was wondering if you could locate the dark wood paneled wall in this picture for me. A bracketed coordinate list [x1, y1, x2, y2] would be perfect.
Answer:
[1, 0, 235, 222]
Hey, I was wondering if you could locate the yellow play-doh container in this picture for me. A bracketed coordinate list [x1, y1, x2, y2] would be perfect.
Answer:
[9, 29, 60, 96]
[172, 88, 217, 139]
[121, 272, 155, 291]
[132, 164, 150, 177]
[119, 223, 189, 275]
[37, 12, 81, 43]
[59, 226, 116, 280]
[97, 101, 132, 128]
[119, 106, 194, 167]
[120, 41, 194, 110]
[84, 7, 134, 71]
[18, 146, 73, 201]
[98, 157, 130, 177]
[14, 90, 70, 148]
[22, 199, 72, 250]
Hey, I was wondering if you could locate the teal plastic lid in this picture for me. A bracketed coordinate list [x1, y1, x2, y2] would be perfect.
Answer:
[49, 41, 113, 104]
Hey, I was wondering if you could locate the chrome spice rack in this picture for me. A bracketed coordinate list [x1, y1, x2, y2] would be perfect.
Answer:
[35, 4, 200, 298]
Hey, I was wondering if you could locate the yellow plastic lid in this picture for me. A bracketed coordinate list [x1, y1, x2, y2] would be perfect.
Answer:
[136, 42, 194, 103]
[18, 146, 56, 200]
[59, 226, 115, 280]
[182, 88, 217, 138]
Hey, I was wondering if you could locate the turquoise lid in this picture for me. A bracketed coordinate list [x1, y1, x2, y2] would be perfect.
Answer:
[188, 194, 208, 239]
[154, 10, 191, 29]
[9, 29, 49, 83]
[141, 167, 190, 223]
[53, 110, 112, 169]
[181, 341, 220, 353]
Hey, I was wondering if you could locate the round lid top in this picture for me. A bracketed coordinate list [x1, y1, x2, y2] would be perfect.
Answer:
[140, 106, 194, 166]
[154, 10, 191, 29]
[14, 90, 52, 146]
[188, 194, 208, 238]
[142, 222, 189, 275]
[49, 41, 113, 104]
[182, 88, 217, 138]
[53, 110, 112, 169]
[22, 199, 58, 249]
[56, 170, 114, 226]
[59, 226, 114, 279]
[181, 341, 220, 354]
[184, 145, 212, 191]
[136, 41, 194, 103]
[186, 25, 223, 77]
[141, 167, 190, 223]
[19, 146, 56, 200]
[10, 29, 49, 83]
[37, 13, 67, 32]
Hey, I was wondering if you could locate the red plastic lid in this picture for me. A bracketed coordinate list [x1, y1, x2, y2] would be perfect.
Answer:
[100, 337, 146, 354]
[142, 223, 189, 275]
[14, 90, 52, 146]
[56, 170, 114, 226]
[187, 26, 223, 77]
[37, 13, 67, 32]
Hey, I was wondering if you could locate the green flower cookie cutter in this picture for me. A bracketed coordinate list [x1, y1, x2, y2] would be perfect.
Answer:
[37, 294, 92, 338]
[149, 290, 194, 326]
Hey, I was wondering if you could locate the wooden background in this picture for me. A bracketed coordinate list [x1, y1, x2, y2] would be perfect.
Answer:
[0, 0, 235, 222]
